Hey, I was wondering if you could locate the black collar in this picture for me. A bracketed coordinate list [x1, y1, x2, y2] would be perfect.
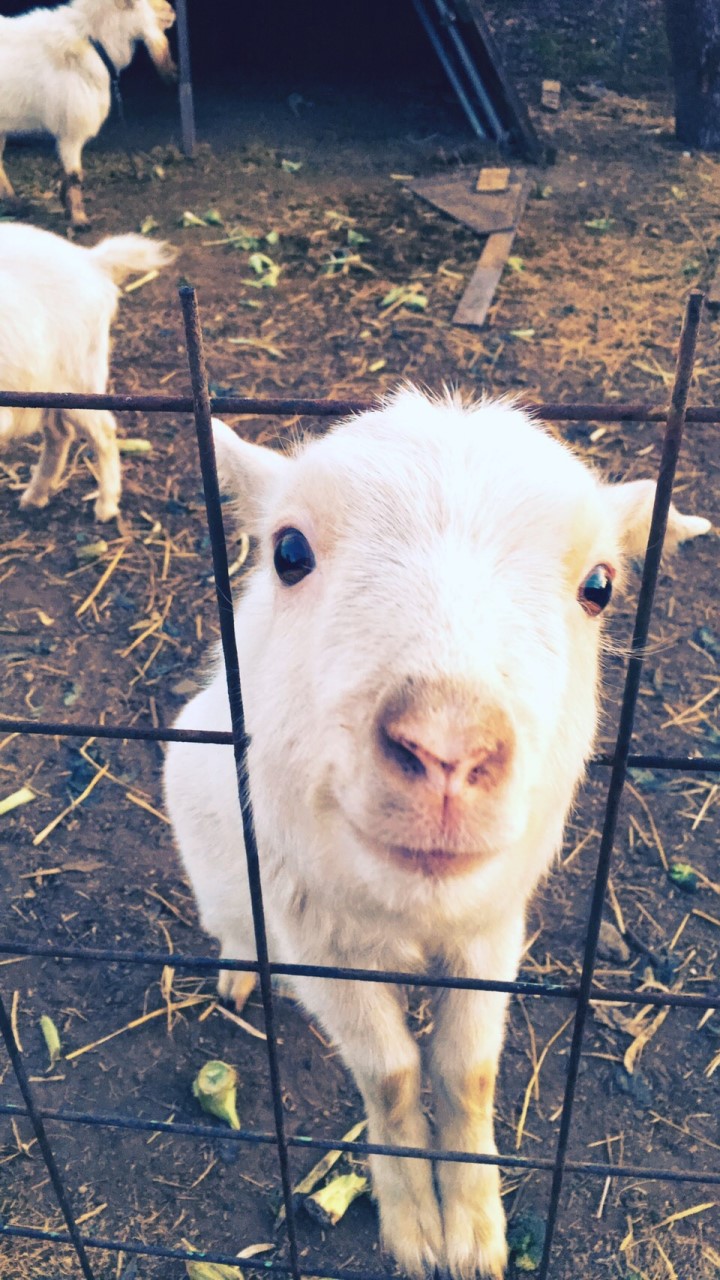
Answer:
[89, 37, 120, 85]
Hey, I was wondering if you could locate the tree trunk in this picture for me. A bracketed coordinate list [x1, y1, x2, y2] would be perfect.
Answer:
[665, 0, 720, 148]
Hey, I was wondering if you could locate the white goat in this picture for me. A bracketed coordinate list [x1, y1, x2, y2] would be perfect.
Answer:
[164, 391, 710, 1279]
[0, 221, 174, 520]
[0, 0, 176, 227]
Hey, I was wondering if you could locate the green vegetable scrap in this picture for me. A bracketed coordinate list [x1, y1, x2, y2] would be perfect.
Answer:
[40, 1015, 62, 1066]
[76, 540, 108, 564]
[117, 438, 153, 455]
[277, 1117, 367, 1222]
[281, 159, 303, 172]
[245, 253, 281, 288]
[139, 215, 159, 235]
[668, 861, 699, 893]
[192, 1060, 240, 1129]
[180, 210, 207, 228]
[0, 786, 35, 818]
[508, 1211, 545, 1272]
[182, 1240, 243, 1280]
[379, 284, 428, 312]
[203, 208, 223, 226]
[185, 1262, 243, 1280]
[304, 1172, 369, 1227]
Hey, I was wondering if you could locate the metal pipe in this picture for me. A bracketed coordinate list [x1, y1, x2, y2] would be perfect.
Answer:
[0, 994, 97, 1280]
[410, 0, 488, 139]
[0, 1100, 718, 1183]
[432, 0, 507, 141]
[1, 716, 719, 774]
[174, 0, 196, 157]
[179, 285, 302, 1280]
[0, 938, 717, 1009]
[1, 388, 720, 424]
[537, 291, 706, 1280]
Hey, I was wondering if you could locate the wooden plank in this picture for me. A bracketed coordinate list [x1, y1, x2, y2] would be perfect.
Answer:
[706, 273, 720, 311]
[541, 80, 562, 111]
[475, 166, 511, 192]
[410, 166, 527, 235]
[453, 229, 517, 327]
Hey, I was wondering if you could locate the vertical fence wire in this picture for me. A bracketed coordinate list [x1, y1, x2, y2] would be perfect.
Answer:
[536, 290, 705, 1279]
[179, 285, 302, 1280]
[0, 993, 97, 1280]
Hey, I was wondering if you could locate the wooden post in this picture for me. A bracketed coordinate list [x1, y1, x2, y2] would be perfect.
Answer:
[175, 0, 196, 158]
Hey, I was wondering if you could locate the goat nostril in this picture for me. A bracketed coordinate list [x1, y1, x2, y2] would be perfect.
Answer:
[467, 743, 507, 787]
[380, 727, 426, 779]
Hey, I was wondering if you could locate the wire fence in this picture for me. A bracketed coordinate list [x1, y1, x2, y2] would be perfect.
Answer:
[0, 286, 718, 1280]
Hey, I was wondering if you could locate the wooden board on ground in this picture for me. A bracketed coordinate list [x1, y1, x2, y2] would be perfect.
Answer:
[453, 230, 518, 327]
[706, 272, 720, 311]
[476, 166, 511, 192]
[409, 166, 527, 236]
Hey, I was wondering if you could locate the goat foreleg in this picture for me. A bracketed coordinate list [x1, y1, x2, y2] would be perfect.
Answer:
[429, 916, 525, 1279]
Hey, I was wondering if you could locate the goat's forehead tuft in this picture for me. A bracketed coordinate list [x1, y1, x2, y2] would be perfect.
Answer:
[283, 390, 601, 525]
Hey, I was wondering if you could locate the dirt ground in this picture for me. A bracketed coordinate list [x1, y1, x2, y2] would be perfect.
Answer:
[0, 6, 719, 1280]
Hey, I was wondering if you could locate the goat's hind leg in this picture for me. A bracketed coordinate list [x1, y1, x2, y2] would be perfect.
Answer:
[20, 412, 75, 511]
[57, 135, 89, 229]
[66, 408, 120, 521]
[0, 134, 16, 201]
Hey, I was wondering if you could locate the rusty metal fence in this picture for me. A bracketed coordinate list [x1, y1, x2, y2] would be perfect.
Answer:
[0, 287, 718, 1280]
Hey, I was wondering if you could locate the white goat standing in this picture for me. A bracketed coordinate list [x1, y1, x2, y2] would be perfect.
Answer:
[164, 391, 710, 1278]
[0, 0, 176, 227]
[0, 221, 175, 520]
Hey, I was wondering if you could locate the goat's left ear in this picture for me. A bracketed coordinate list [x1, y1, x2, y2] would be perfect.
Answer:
[604, 478, 712, 558]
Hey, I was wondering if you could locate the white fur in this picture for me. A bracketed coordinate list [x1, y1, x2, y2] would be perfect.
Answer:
[0, 221, 175, 520]
[164, 390, 710, 1278]
[0, 0, 176, 226]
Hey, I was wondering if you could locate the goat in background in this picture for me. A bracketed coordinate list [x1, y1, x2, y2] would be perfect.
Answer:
[0, 0, 176, 228]
[0, 222, 175, 519]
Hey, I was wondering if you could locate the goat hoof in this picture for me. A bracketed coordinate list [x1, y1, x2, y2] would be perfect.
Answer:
[93, 497, 120, 521]
[0, 194, 23, 211]
[19, 489, 49, 510]
[217, 969, 257, 1012]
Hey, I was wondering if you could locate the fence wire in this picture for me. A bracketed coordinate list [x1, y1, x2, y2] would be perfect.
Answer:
[0, 287, 717, 1280]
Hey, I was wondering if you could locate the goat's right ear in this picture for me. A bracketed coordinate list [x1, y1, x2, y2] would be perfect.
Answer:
[211, 418, 290, 528]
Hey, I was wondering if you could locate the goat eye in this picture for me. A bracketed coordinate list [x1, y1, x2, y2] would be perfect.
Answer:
[273, 528, 315, 586]
[579, 564, 614, 616]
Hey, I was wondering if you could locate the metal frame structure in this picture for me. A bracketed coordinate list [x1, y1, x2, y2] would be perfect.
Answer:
[0, 288, 718, 1280]
[170, 0, 541, 162]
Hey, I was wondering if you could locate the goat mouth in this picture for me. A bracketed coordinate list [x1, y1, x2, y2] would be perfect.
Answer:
[342, 815, 491, 877]
[383, 844, 487, 877]
[384, 844, 484, 875]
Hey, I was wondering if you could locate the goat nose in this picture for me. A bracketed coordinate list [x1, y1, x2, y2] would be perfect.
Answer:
[379, 704, 513, 794]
